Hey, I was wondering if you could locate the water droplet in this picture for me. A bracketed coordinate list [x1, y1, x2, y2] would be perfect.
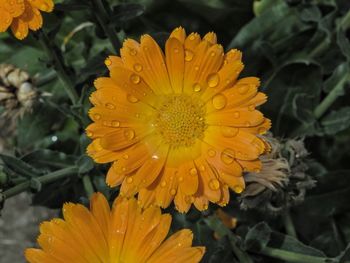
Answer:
[94, 113, 101, 120]
[210, 51, 216, 57]
[248, 104, 255, 111]
[127, 94, 139, 103]
[209, 179, 220, 190]
[105, 58, 112, 66]
[124, 129, 135, 140]
[86, 131, 93, 137]
[130, 74, 141, 84]
[221, 126, 239, 138]
[212, 94, 227, 110]
[199, 165, 205, 171]
[160, 181, 167, 187]
[179, 176, 184, 182]
[238, 85, 249, 94]
[129, 48, 137, 56]
[112, 121, 120, 127]
[105, 103, 116, 109]
[174, 48, 179, 53]
[208, 149, 216, 157]
[207, 73, 219, 88]
[185, 196, 194, 204]
[193, 83, 202, 92]
[194, 65, 199, 71]
[221, 152, 234, 164]
[233, 111, 240, 119]
[126, 177, 133, 184]
[233, 185, 243, 193]
[189, 35, 195, 40]
[170, 189, 177, 195]
[123, 154, 129, 160]
[190, 168, 197, 176]
[245, 121, 251, 127]
[122, 167, 127, 172]
[185, 50, 194, 61]
[133, 63, 143, 72]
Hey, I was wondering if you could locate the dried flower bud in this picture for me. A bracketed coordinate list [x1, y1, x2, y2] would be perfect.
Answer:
[240, 133, 316, 215]
[0, 64, 38, 118]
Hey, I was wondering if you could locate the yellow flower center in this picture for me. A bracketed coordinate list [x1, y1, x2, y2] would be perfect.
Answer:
[154, 95, 207, 148]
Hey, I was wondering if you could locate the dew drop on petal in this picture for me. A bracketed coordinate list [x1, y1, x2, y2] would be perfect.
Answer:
[221, 152, 234, 164]
[160, 181, 167, 187]
[212, 94, 227, 110]
[185, 50, 194, 61]
[190, 168, 197, 176]
[193, 83, 202, 92]
[129, 48, 137, 56]
[123, 154, 129, 160]
[179, 176, 184, 182]
[105, 58, 112, 66]
[233, 111, 240, 119]
[207, 73, 219, 88]
[221, 126, 239, 138]
[208, 149, 216, 157]
[133, 63, 143, 72]
[208, 179, 220, 190]
[130, 74, 141, 84]
[248, 104, 255, 111]
[112, 121, 120, 127]
[105, 103, 116, 110]
[170, 189, 177, 195]
[124, 129, 135, 140]
[94, 114, 101, 120]
[126, 177, 133, 184]
[127, 94, 139, 103]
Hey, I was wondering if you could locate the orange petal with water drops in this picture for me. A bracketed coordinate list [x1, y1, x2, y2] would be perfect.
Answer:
[139, 34, 173, 94]
[106, 162, 125, 187]
[20, 2, 43, 31]
[165, 37, 185, 94]
[174, 187, 192, 213]
[237, 159, 262, 173]
[178, 161, 199, 195]
[219, 173, 245, 193]
[169, 26, 186, 43]
[155, 167, 179, 208]
[11, 17, 28, 40]
[121, 145, 168, 196]
[94, 77, 118, 90]
[110, 66, 158, 107]
[100, 128, 143, 151]
[86, 123, 116, 139]
[105, 55, 123, 71]
[241, 118, 271, 136]
[194, 158, 222, 202]
[203, 32, 217, 45]
[217, 184, 230, 207]
[87, 139, 119, 163]
[193, 195, 209, 211]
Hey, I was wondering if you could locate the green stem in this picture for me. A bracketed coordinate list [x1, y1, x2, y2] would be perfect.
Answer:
[82, 175, 95, 198]
[90, 0, 121, 52]
[3, 166, 78, 199]
[283, 210, 297, 237]
[37, 30, 79, 105]
[313, 74, 349, 119]
[260, 247, 336, 263]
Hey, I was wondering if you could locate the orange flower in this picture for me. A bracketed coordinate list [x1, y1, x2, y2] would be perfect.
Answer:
[0, 0, 54, 40]
[87, 27, 271, 212]
[25, 193, 205, 263]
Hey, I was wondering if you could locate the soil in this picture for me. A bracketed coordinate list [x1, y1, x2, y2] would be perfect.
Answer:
[0, 193, 58, 262]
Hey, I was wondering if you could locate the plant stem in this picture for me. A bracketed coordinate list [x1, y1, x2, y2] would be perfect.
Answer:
[37, 30, 79, 105]
[90, 0, 121, 52]
[283, 209, 297, 237]
[260, 247, 336, 263]
[3, 166, 78, 199]
[82, 175, 95, 198]
[313, 73, 349, 119]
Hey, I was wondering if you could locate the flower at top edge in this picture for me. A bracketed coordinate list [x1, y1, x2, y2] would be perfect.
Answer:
[0, 0, 54, 40]
[86, 27, 271, 213]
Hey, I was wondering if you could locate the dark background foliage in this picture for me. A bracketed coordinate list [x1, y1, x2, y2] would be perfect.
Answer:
[1, 0, 350, 262]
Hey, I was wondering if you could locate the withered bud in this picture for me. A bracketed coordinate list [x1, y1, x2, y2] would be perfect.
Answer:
[240, 133, 316, 215]
[0, 64, 38, 118]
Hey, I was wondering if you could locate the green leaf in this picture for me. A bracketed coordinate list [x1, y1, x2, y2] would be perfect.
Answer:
[77, 155, 94, 175]
[321, 107, 350, 135]
[0, 154, 43, 179]
[111, 3, 145, 24]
